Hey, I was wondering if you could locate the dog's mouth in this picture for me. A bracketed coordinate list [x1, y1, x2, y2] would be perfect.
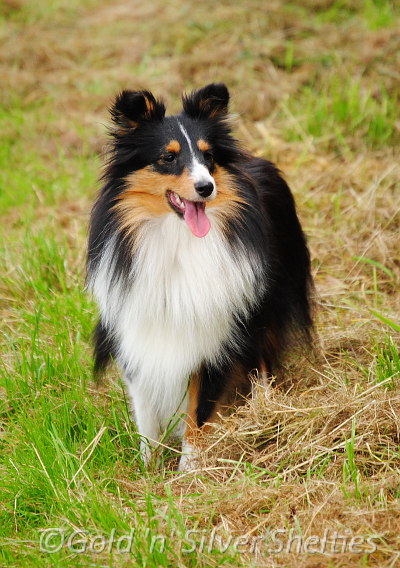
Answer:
[166, 190, 211, 238]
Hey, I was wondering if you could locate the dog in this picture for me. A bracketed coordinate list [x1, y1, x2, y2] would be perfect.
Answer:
[87, 83, 313, 470]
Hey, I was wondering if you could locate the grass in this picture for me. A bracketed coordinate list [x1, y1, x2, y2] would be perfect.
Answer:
[282, 77, 398, 150]
[1, 0, 399, 566]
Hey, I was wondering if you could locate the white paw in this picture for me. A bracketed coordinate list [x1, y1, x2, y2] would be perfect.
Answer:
[251, 370, 273, 399]
[178, 441, 200, 472]
[140, 439, 153, 466]
[139, 438, 161, 468]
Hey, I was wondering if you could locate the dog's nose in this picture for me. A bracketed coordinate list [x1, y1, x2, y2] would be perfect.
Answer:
[195, 181, 214, 198]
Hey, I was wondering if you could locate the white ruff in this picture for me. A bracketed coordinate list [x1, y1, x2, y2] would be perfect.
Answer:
[89, 211, 262, 446]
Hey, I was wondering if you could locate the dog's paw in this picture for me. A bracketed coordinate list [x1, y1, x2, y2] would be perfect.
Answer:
[178, 441, 200, 472]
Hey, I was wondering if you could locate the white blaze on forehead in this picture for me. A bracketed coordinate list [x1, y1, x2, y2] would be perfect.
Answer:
[178, 120, 196, 155]
[178, 121, 216, 191]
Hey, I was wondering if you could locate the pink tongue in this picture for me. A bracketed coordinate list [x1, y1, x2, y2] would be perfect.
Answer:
[183, 199, 211, 238]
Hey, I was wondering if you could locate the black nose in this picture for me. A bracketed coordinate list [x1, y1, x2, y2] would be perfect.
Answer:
[195, 181, 214, 198]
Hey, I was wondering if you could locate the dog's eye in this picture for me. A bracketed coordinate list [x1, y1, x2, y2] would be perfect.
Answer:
[163, 153, 176, 163]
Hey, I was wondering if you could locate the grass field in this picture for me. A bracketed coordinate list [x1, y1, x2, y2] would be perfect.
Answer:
[1, 0, 399, 566]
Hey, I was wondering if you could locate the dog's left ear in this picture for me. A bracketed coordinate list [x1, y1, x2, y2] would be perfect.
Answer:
[110, 90, 166, 130]
[182, 83, 230, 120]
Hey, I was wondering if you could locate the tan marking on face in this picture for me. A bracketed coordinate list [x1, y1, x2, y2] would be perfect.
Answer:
[114, 165, 246, 243]
[113, 166, 198, 238]
[207, 165, 246, 221]
[166, 140, 181, 153]
[197, 139, 210, 152]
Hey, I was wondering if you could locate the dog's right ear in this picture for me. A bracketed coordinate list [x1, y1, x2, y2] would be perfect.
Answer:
[110, 90, 166, 129]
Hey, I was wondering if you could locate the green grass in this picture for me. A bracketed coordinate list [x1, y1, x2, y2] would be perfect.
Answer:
[281, 77, 398, 151]
[342, 417, 362, 500]
[374, 335, 400, 387]
[284, 0, 398, 28]
[1, 0, 400, 566]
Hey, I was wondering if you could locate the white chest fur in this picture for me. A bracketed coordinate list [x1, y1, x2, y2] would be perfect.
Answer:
[90, 212, 262, 428]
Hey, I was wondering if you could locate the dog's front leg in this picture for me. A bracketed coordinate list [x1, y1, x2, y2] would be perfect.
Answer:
[126, 380, 160, 465]
[177, 372, 200, 471]
[178, 371, 222, 472]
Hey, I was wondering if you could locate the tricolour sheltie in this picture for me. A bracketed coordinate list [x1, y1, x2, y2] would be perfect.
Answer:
[87, 83, 313, 470]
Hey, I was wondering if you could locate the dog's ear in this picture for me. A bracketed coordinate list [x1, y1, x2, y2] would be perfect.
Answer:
[182, 83, 230, 120]
[110, 90, 166, 129]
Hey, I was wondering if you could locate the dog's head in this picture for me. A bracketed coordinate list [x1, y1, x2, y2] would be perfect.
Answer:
[107, 83, 243, 238]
